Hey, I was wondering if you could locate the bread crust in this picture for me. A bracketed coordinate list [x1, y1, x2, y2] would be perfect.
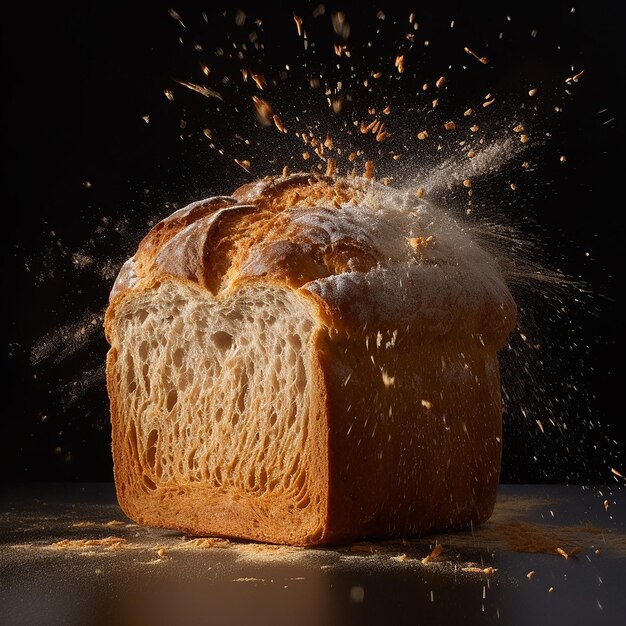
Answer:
[105, 173, 516, 545]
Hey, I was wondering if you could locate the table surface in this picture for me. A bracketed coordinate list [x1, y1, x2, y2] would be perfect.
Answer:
[1, 483, 624, 626]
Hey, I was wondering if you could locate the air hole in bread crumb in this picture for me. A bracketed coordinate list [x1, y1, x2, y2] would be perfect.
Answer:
[287, 349, 297, 366]
[297, 493, 311, 509]
[139, 340, 149, 360]
[172, 347, 184, 368]
[142, 474, 156, 491]
[166, 389, 178, 412]
[214, 466, 223, 486]
[188, 449, 197, 470]
[287, 404, 297, 428]
[287, 334, 302, 350]
[211, 331, 233, 352]
[128, 422, 139, 459]
[142, 363, 150, 393]
[295, 359, 306, 393]
[292, 465, 306, 491]
[125, 353, 135, 379]
[271, 373, 280, 393]
[247, 469, 256, 490]
[146, 429, 158, 467]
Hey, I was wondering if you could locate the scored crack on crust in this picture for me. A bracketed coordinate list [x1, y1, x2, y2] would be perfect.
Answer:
[105, 173, 517, 546]
[107, 173, 516, 341]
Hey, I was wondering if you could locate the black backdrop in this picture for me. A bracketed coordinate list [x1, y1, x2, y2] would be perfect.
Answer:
[3, 0, 624, 484]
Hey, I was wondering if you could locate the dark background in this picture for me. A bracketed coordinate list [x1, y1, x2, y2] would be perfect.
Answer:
[2, 0, 624, 484]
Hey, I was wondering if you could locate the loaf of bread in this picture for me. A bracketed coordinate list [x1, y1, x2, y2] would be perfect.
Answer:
[105, 173, 516, 546]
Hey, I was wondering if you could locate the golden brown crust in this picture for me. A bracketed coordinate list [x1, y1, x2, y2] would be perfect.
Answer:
[108, 173, 516, 340]
[320, 334, 502, 542]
